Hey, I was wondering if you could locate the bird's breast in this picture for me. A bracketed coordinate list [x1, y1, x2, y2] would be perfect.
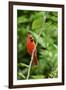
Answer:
[27, 40, 35, 55]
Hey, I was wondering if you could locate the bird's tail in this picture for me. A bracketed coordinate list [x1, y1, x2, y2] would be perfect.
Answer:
[32, 51, 38, 65]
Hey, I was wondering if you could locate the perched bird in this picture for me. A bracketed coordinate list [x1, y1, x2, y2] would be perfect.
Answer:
[26, 32, 38, 65]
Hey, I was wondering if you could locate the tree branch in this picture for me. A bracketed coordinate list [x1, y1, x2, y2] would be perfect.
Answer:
[26, 12, 46, 79]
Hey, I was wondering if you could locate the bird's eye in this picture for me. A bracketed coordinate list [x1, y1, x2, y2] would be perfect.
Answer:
[31, 39, 33, 42]
[29, 37, 33, 42]
[30, 36, 32, 39]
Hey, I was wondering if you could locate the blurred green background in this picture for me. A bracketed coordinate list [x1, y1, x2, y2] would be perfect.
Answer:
[17, 10, 58, 80]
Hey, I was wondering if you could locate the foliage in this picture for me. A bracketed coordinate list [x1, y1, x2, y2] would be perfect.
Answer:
[17, 10, 58, 79]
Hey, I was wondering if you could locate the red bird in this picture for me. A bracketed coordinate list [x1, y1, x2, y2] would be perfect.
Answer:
[26, 32, 38, 65]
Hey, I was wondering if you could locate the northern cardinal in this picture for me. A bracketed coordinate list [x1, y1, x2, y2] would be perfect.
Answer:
[26, 32, 38, 65]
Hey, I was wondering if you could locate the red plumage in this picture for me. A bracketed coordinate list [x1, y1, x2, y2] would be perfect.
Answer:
[26, 32, 38, 65]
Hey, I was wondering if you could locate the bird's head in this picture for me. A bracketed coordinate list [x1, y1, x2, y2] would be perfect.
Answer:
[27, 32, 34, 42]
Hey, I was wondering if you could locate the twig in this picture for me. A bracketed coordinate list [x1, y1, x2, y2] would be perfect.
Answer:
[26, 46, 36, 79]
[26, 12, 46, 79]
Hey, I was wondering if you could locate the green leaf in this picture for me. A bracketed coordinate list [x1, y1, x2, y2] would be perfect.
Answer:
[18, 63, 29, 68]
[32, 17, 43, 30]
[31, 75, 45, 79]
[17, 16, 28, 24]
[31, 31, 46, 48]
[17, 72, 25, 79]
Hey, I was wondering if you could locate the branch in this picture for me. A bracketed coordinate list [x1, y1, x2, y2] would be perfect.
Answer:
[26, 12, 46, 79]
[26, 46, 36, 79]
